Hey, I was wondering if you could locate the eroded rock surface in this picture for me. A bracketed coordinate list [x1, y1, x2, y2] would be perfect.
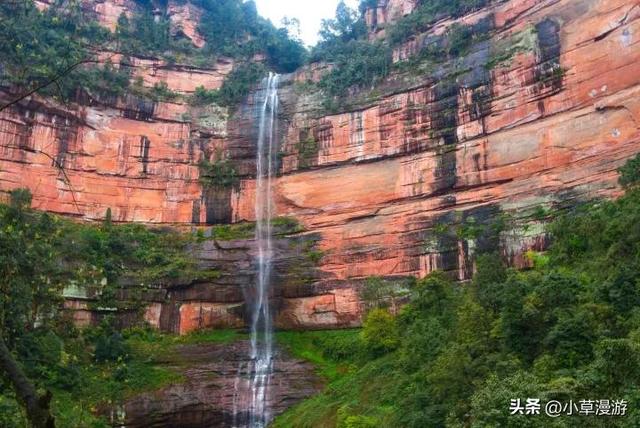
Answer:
[110, 340, 319, 428]
[4, 0, 640, 329]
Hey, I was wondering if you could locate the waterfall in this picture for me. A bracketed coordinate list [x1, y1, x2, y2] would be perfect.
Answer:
[233, 72, 280, 428]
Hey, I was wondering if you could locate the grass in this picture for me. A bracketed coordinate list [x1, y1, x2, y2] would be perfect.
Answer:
[272, 329, 402, 427]
[209, 222, 256, 240]
[126, 328, 246, 362]
[202, 217, 303, 241]
[51, 356, 182, 427]
[272, 353, 402, 428]
[272, 329, 415, 427]
[276, 330, 359, 382]
[50, 328, 246, 427]
[272, 216, 305, 235]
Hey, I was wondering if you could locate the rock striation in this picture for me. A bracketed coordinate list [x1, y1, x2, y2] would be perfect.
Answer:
[4, 0, 640, 329]
[104, 340, 320, 427]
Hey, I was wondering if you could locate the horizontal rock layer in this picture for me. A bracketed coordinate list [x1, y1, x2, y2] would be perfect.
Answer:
[4, 0, 640, 329]
[103, 340, 319, 427]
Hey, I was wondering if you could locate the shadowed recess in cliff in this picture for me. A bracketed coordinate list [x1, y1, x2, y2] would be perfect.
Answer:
[418, 203, 508, 280]
[534, 18, 563, 98]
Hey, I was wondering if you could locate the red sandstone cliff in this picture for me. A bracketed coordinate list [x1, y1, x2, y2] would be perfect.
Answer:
[4, 0, 640, 331]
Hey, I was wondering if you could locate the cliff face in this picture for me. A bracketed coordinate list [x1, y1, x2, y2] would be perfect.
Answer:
[4, 0, 640, 331]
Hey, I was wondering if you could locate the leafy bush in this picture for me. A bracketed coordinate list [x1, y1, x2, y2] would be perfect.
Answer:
[209, 223, 255, 241]
[318, 40, 392, 109]
[0, 0, 110, 102]
[618, 153, 640, 188]
[91, 322, 130, 363]
[198, 157, 239, 188]
[274, 155, 640, 428]
[116, 7, 170, 55]
[387, 0, 489, 46]
[195, 0, 306, 72]
[217, 63, 266, 107]
[149, 81, 179, 102]
[361, 309, 400, 357]
[76, 60, 131, 99]
[190, 85, 220, 106]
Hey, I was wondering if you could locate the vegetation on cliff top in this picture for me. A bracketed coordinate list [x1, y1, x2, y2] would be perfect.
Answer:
[0, 0, 496, 113]
[307, 0, 493, 112]
[273, 156, 640, 427]
[0, 0, 304, 110]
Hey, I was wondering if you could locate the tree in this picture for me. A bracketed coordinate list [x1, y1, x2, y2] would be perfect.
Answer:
[319, 1, 365, 44]
[0, 0, 110, 111]
[618, 153, 640, 188]
[361, 277, 408, 314]
[0, 190, 58, 427]
[361, 308, 399, 356]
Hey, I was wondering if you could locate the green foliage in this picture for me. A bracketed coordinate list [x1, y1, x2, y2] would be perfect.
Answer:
[190, 85, 220, 106]
[0, 392, 24, 428]
[84, 62, 132, 99]
[189, 62, 266, 107]
[274, 156, 640, 427]
[0, 187, 210, 343]
[0, 0, 304, 109]
[318, 1, 367, 49]
[0, 185, 219, 425]
[361, 309, 400, 357]
[90, 319, 130, 363]
[190, 63, 267, 108]
[306, 248, 325, 265]
[618, 153, 640, 188]
[148, 81, 180, 102]
[276, 330, 362, 382]
[309, 1, 491, 113]
[446, 24, 475, 57]
[272, 216, 304, 235]
[198, 156, 239, 188]
[0, 0, 111, 102]
[194, 0, 305, 72]
[485, 25, 538, 70]
[2, 325, 244, 428]
[318, 40, 392, 111]
[0, 189, 65, 345]
[387, 0, 489, 46]
[216, 63, 267, 107]
[209, 222, 255, 241]
[303, 2, 391, 112]
[360, 276, 412, 313]
[116, 7, 170, 55]
[296, 136, 319, 169]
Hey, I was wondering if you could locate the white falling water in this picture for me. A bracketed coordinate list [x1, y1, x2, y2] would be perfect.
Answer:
[233, 72, 279, 428]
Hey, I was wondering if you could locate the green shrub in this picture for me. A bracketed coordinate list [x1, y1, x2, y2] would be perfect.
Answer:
[149, 81, 179, 102]
[318, 40, 392, 109]
[361, 309, 400, 356]
[190, 85, 220, 106]
[198, 157, 239, 188]
[215, 63, 266, 107]
[209, 223, 255, 241]
[275, 156, 640, 427]
[387, 0, 489, 46]
[195, 0, 305, 72]
[618, 153, 640, 188]
[0, 0, 110, 102]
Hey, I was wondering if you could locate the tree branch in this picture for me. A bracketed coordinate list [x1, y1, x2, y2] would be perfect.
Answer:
[0, 336, 55, 428]
[4, 145, 83, 215]
[0, 57, 99, 113]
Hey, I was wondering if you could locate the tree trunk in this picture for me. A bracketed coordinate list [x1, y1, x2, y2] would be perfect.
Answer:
[0, 336, 55, 428]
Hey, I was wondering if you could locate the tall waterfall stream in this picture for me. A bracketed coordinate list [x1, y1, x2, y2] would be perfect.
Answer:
[233, 73, 280, 428]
